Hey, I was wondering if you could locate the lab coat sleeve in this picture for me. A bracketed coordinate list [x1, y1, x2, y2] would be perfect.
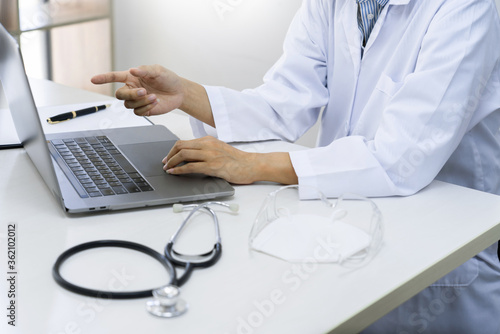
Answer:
[291, 0, 500, 198]
[190, 0, 330, 143]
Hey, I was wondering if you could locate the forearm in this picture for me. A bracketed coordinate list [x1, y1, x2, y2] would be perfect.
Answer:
[250, 152, 298, 185]
[180, 78, 215, 127]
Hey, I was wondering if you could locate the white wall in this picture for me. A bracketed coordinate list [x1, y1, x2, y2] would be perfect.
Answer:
[112, 0, 302, 91]
[112, 0, 322, 146]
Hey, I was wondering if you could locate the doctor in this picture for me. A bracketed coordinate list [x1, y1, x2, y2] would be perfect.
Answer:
[93, 0, 500, 332]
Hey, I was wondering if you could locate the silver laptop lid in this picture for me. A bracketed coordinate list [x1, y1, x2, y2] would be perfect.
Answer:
[0, 23, 64, 204]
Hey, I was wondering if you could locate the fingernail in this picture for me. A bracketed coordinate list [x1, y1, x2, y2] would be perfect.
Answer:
[137, 89, 146, 97]
[148, 95, 156, 102]
[166, 168, 175, 174]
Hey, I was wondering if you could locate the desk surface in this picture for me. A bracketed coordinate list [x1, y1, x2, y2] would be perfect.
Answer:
[2, 80, 500, 334]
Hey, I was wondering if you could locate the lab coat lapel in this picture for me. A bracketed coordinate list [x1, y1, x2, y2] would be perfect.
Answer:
[364, 0, 412, 52]
[388, 0, 411, 4]
[340, 0, 362, 71]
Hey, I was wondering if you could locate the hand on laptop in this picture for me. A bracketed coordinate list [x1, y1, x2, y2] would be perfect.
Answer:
[162, 136, 298, 185]
[91, 65, 215, 127]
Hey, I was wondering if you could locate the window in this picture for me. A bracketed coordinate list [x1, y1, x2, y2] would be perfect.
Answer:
[1, 0, 113, 95]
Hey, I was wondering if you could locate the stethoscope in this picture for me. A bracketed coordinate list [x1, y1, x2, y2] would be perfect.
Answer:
[52, 201, 238, 318]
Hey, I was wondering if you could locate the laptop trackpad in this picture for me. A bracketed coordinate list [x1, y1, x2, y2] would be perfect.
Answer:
[118, 141, 175, 177]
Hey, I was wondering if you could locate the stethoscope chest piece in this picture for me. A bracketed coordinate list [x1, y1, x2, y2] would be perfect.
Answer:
[146, 285, 188, 318]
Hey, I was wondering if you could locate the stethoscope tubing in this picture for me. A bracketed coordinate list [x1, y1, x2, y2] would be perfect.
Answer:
[164, 241, 222, 287]
[52, 240, 177, 299]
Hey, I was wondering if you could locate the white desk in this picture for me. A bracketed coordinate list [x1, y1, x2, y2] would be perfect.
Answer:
[2, 80, 500, 334]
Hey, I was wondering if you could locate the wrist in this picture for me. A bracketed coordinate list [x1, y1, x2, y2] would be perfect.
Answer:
[178, 77, 191, 111]
[251, 152, 298, 185]
[179, 78, 215, 127]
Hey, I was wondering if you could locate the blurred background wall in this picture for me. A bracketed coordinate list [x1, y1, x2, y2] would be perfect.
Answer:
[112, 0, 303, 90]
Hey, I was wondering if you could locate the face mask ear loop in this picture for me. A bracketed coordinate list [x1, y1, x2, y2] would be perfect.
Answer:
[317, 191, 333, 208]
[330, 209, 348, 222]
[276, 207, 291, 220]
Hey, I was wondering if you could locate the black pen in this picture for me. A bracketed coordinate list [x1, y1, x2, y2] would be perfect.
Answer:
[47, 104, 111, 124]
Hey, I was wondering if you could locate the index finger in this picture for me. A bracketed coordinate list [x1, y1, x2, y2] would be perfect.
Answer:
[163, 139, 207, 164]
[163, 140, 183, 164]
[91, 71, 130, 85]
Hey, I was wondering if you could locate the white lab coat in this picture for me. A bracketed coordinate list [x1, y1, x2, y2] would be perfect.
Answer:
[191, 0, 500, 332]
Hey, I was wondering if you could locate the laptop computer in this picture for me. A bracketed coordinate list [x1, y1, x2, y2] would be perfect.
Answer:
[0, 23, 234, 213]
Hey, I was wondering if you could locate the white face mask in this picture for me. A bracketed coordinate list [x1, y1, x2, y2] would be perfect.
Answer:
[249, 186, 383, 265]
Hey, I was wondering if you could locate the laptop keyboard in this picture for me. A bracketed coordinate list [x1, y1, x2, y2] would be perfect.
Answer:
[49, 136, 153, 198]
